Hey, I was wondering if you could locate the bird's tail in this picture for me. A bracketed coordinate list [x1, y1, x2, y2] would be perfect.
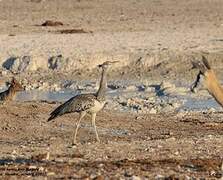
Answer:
[48, 102, 69, 122]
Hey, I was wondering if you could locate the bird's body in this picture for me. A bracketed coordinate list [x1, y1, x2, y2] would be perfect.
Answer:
[48, 61, 118, 144]
[48, 93, 106, 121]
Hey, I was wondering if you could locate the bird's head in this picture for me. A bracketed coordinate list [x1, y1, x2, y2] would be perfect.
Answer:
[98, 61, 119, 70]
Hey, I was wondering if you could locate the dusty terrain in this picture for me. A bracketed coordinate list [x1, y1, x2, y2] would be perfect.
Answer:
[0, 102, 222, 179]
[0, 0, 223, 84]
[0, 0, 223, 179]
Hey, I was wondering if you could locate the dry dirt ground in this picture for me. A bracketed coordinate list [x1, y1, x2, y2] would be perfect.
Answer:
[0, 0, 223, 179]
[0, 0, 223, 81]
[0, 102, 222, 179]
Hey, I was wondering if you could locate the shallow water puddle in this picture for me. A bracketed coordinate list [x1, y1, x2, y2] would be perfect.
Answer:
[181, 96, 221, 111]
[15, 90, 222, 112]
[16, 90, 76, 102]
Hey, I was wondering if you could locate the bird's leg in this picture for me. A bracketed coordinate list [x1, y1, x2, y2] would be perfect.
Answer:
[72, 111, 86, 145]
[91, 113, 100, 142]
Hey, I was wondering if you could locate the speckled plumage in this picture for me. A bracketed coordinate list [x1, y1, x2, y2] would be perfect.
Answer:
[48, 94, 106, 121]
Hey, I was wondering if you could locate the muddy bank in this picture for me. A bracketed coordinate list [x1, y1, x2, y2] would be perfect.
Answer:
[0, 51, 222, 114]
[1, 50, 223, 88]
[0, 36, 223, 79]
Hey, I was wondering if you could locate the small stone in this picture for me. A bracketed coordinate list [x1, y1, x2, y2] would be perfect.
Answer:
[29, 165, 37, 169]
[1, 70, 8, 76]
[148, 96, 156, 103]
[47, 172, 55, 176]
[108, 84, 120, 90]
[48, 55, 71, 71]
[208, 108, 216, 113]
[132, 175, 142, 180]
[93, 175, 104, 180]
[160, 81, 175, 90]
[39, 167, 44, 171]
[12, 150, 17, 154]
[137, 85, 146, 91]
[155, 174, 165, 179]
[125, 85, 137, 91]
[149, 108, 157, 114]
[221, 161, 223, 171]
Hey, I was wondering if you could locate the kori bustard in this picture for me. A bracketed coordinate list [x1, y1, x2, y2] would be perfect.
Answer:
[48, 61, 118, 144]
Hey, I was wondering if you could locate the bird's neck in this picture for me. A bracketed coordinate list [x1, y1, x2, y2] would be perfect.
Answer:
[96, 69, 107, 100]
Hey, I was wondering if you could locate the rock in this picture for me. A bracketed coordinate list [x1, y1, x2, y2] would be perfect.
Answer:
[29, 56, 48, 71]
[48, 55, 72, 71]
[155, 174, 165, 179]
[47, 172, 55, 176]
[84, 83, 96, 91]
[93, 175, 104, 180]
[1, 69, 8, 76]
[28, 165, 38, 169]
[144, 86, 156, 93]
[2, 56, 47, 73]
[41, 20, 63, 26]
[137, 85, 146, 91]
[132, 175, 142, 180]
[207, 108, 216, 113]
[3, 56, 30, 73]
[12, 150, 17, 155]
[48, 55, 64, 70]
[171, 102, 180, 108]
[149, 108, 157, 114]
[50, 83, 61, 91]
[57, 28, 88, 34]
[147, 97, 156, 103]
[39, 167, 45, 171]
[175, 87, 188, 95]
[37, 82, 49, 90]
[124, 85, 137, 91]
[108, 84, 120, 90]
[119, 98, 143, 111]
[62, 80, 77, 89]
[160, 81, 175, 90]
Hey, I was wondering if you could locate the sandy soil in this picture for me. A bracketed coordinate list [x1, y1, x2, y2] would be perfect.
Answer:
[0, 102, 222, 179]
[0, 0, 223, 179]
[0, 0, 223, 82]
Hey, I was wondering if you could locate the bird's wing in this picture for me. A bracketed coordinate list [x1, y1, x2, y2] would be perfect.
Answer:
[48, 94, 96, 121]
[66, 94, 97, 113]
